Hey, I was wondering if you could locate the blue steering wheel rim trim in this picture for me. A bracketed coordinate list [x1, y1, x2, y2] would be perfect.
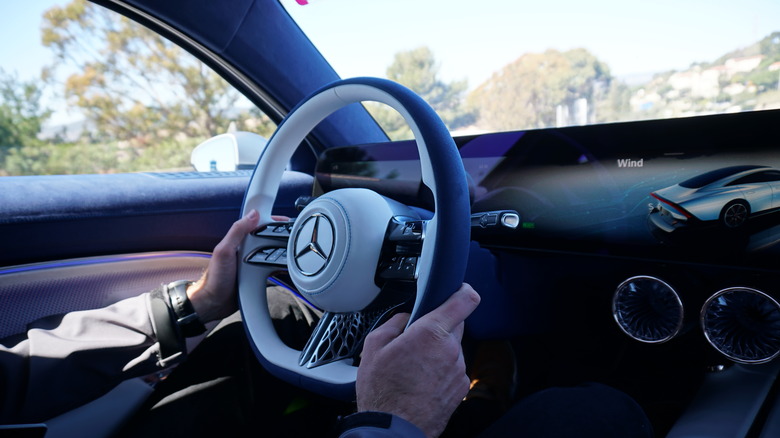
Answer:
[336, 78, 471, 320]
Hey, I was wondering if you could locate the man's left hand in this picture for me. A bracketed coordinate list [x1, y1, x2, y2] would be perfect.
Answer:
[186, 209, 261, 323]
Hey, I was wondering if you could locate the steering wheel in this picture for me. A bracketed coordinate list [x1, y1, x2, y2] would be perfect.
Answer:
[237, 77, 470, 399]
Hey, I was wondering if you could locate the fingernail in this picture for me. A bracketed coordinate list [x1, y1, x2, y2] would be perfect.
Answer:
[246, 209, 258, 220]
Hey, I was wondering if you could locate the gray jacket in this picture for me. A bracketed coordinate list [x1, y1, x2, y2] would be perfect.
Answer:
[0, 292, 423, 437]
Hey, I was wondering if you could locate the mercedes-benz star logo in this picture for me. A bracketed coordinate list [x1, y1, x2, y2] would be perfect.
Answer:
[293, 213, 334, 276]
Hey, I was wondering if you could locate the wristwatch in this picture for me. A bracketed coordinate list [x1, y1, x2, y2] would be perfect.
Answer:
[166, 280, 207, 337]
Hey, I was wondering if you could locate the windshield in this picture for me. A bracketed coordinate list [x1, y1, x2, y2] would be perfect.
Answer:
[283, 0, 780, 140]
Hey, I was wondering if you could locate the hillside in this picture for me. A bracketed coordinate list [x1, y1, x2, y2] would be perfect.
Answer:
[465, 31, 780, 132]
[629, 31, 780, 120]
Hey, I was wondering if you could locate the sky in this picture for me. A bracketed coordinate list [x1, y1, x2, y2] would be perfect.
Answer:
[1, 0, 779, 123]
[283, 0, 780, 86]
[0, 1, 58, 81]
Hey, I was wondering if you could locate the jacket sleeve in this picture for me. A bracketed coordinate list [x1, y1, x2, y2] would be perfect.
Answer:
[0, 290, 185, 423]
[337, 412, 427, 438]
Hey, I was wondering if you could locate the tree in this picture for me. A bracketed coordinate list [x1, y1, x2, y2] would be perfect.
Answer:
[758, 32, 780, 60]
[41, 0, 270, 146]
[468, 48, 611, 130]
[368, 47, 475, 140]
[594, 81, 632, 123]
[0, 70, 51, 147]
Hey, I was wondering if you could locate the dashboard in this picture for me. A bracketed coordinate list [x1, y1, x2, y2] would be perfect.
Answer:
[315, 109, 780, 436]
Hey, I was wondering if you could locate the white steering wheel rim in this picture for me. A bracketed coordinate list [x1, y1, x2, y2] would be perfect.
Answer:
[237, 78, 469, 398]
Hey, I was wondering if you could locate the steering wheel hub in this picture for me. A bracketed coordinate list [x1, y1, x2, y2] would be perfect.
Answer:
[288, 188, 405, 313]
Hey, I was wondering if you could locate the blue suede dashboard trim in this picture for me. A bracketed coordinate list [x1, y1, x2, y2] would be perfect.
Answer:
[1, 171, 251, 224]
[0, 170, 313, 267]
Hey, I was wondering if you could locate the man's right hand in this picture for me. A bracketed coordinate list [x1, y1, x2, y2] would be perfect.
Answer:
[356, 283, 481, 438]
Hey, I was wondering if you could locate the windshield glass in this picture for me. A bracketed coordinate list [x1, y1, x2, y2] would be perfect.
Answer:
[283, 0, 780, 140]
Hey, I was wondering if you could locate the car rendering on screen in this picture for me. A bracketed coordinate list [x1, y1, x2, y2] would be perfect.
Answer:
[649, 165, 780, 232]
[3, 1, 780, 437]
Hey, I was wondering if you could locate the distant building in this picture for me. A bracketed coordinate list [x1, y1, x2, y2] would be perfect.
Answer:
[669, 70, 697, 91]
[724, 55, 765, 75]
[669, 66, 720, 98]
[667, 56, 765, 99]
[697, 66, 726, 98]
[723, 83, 747, 96]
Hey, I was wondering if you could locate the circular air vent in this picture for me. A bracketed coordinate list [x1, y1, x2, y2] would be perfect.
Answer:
[701, 287, 780, 364]
[613, 276, 684, 343]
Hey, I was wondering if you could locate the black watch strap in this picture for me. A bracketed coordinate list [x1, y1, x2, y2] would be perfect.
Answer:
[149, 288, 184, 361]
[166, 280, 207, 337]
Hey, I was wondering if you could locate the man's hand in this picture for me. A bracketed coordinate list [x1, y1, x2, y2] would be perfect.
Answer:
[356, 283, 481, 438]
[186, 209, 260, 323]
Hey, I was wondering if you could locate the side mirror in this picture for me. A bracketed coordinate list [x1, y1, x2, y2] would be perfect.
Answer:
[190, 131, 268, 172]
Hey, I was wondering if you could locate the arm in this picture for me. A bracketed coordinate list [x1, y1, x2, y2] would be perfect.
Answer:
[0, 210, 260, 423]
[1, 293, 175, 423]
[342, 284, 481, 438]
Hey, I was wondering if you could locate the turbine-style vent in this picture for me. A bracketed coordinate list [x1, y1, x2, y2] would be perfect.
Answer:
[612, 276, 684, 343]
[701, 287, 780, 364]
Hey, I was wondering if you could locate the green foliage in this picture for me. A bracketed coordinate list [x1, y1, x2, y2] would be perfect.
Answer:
[759, 32, 780, 57]
[0, 137, 200, 176]
[247, 107, 277, 139]
[367, 47, 475, 140]
[595, 81, 633, 123]
[468, 48, 612, 130]
[41, 0, 264, 146]
[0, 70, 51, 148]
[746, 69, 780, 90]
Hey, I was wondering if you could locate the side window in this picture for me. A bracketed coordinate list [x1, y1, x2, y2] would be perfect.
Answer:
[0, 0, 275, 176]
[730, 170, 780, 185]
[729, 174, 758, 185]
[766, 170, 780, 182]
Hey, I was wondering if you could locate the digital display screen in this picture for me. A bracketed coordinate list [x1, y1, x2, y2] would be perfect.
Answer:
[316, 109, 780, 267]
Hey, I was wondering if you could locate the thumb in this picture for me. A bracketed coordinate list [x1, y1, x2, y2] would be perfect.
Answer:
[415, 283, 480, 334]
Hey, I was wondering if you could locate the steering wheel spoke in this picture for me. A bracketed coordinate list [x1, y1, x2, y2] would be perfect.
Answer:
[244, 223, 294, 268]
[299, 309, 379, 368]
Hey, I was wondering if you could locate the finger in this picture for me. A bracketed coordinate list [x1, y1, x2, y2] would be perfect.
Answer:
[416, 283, 480, 334]
[236, 209, 260, 234]
[211, 210, 259, 261]
[225, 209, 260, 244]
[365, 312, 410, 348]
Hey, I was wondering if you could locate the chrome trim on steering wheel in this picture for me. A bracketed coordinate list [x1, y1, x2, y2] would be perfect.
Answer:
[293, 213, 335, 276]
